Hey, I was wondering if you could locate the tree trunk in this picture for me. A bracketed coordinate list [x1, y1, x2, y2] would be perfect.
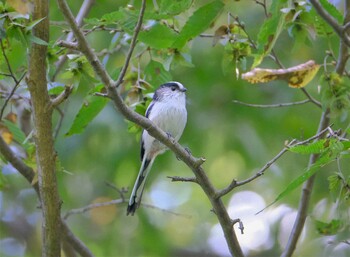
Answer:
[27, 1, 61, 256]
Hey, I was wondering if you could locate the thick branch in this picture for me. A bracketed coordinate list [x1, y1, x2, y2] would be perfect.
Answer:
[56, 0, 244, 256]
[27, 1, 61, 256]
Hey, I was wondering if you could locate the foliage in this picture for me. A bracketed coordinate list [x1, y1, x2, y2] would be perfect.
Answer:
[0, 0, 350, 257]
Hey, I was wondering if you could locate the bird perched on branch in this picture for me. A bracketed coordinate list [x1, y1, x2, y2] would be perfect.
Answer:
[127, 81, 187, 215]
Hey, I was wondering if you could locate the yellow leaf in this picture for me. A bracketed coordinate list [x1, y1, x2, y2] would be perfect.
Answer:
[7, 0, 33, 15]
[242, 60, 320, 88]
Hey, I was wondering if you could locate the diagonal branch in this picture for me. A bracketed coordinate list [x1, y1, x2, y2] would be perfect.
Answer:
[56, 0, 244, 256]
[216, 124, 331, 199]
[309, 0, 350, 47]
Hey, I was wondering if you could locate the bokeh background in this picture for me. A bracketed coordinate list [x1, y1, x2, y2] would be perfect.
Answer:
[1, 0, 349, 256]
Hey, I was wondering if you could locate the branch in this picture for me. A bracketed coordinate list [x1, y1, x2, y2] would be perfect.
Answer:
[309, 0, 350, 47]
[113, 2, 145, 88]
[53, 0, 96, 81]
[300, 88, 322, 108]
[28, 1, 61, 255]
[0, 133, 94, 257]
[61, 221, 95, 257]
[64, 199, 124, 219]
[217, 125, 332, 198]
[51, 85, 74, 107]
[233, 99, 310, 108]
[0, 72, 26, 120]
[56, 0, 244, 256]
[56, 40, 79, 50]
[167, 176, 198, 183]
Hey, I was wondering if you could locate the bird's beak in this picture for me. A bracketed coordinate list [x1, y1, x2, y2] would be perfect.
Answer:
[181, 87, 187, 92]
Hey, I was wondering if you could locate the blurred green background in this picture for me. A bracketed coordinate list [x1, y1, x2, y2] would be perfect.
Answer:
[1, 0, 349, 256]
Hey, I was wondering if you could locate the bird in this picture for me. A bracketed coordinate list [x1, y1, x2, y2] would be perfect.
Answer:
[127, 81, 187, 215]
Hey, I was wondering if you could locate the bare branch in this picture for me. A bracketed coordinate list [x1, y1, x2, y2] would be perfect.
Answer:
[167, 176, 198, 183]
[113, 0, 145, 88]
[309, 0, 350, 47]
[0, 72, 26, 120]
[56, 40, 79, 50]
[217, 125, 332, 199]
[233, 99, 310, 108]
[300, 88, 322, 108]
[61, 221, 95, 257]
[64, 197, 191, 219]
[51, 85, 74, 107]
[64, 199, 124, 219]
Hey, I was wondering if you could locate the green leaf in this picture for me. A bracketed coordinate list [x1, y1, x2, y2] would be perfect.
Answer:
[145, 60, 172, 86]
[159, 0, 193, 16]
[3, 120, 26, 145]
[0, 19, 6, 39]
[288, 139, 330, 154]
[100, 10, 124, 24]
[252, 0, 288, 67]
[138, 23, 177, 49]
[119, 8, 139, 34]
[257, 152, 335, 213]
[328, 174, 341, 192]
[25, 17, 46, 32]
[319, 0, 343, 23]
[66, 85, 109, 136]
[314, 219, 342, 235]
[172, 0, 224, 49]
[28, 34, 48, 45]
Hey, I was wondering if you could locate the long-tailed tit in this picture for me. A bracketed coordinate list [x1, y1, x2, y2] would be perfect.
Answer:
[127, 81, 187, 215]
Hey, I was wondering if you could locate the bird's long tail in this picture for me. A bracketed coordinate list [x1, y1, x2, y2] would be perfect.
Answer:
[127, 157, 155, 215]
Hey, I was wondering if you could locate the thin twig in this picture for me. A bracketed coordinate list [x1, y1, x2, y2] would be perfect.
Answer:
[233, 99, 310, 108]
[56, 40, 79, 50]
[113, 0, 145, 88]
[216, 125, 332, 198]
[0, 40, 17, 83]
[51, 85, 74, 107]
[104, 181, 128, 202]
[64, 198, 191, 219]
[300, 88, 322, 108]
[64, 199, 124, 219]
[309, 0, 350, 47]
[0, 72, 26, 120]
[167, 176, 198, 183]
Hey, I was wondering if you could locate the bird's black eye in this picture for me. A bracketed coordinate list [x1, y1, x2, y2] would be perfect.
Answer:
[171, 86, 176, 91]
